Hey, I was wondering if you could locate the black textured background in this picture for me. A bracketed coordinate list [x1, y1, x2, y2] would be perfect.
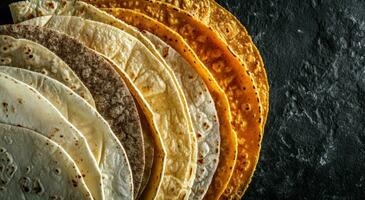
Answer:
[1, 0, 365, 199]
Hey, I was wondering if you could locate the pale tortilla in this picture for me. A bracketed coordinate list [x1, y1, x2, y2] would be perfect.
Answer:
[143, 31, 220, 199]
[0, 123, 93, 200]
[0, 24, 145, 196]
[0, 66, 133, 199]
[0, 72, 103, 200]
[0, 34, 95, 107]
[20, 15, 197, 199]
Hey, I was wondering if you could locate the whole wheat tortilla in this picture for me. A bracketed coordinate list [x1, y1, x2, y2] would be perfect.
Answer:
[0, 24, 145, 198]
[0, 72, 103, 200]
[0, 123, 93, 200]
[135, 100, 155, 198]
[0, 34, 95, 107]
[19, 15, 197, 200]
[0, 66, 133, 199]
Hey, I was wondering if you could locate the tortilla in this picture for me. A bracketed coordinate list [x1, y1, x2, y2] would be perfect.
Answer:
[0, 66, 133, 199]
[135, 100, 155, 198]
[90, 8, 237, 200]
[0, 123, 92, 200]
[0, 34, 95, 107]
[0, 72, 102, 200]
[0, 24, 145, 197]
[97, 2, 265, 199]
[19, 15, 197, 199]
[143, 31, 221, 199]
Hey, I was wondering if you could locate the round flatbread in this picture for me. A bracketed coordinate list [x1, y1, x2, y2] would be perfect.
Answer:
[19, 15, 197, 199]
[0, 72, 102, 200]
[0, 24, 145, 199]
[0, 35, 95, 107]
[143, 31, 220, 199]
[0, 66, 133, 199]
[0, 123, 92, 200]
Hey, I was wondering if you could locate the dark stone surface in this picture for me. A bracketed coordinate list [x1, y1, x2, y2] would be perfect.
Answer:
[1, 0, 364, 199]
[216, 0, 365, 199]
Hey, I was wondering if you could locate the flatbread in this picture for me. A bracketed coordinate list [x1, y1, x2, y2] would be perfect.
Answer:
[0, 24, 145, 198]
[92, 2, 264, 199]
[143, 31, 220, 199]
[9, 2, 220, 199]
[0, 123, 92, 200]
[95, 8, 237, 200]
[0, 66, 133, 199]
[135, 100, 155, 198]
[0, 72, 102, 200]
[158, 0, 270, 127]
[0, 35, 95, 107]
[19, 15, 197, 199]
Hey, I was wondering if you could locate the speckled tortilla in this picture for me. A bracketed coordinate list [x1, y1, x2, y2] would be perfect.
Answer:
[0, 24, 144, 198]
[0, 123, 93, 200]
[0, 35, 95, 107]
[143, 31, 220, 200]
[97, 8, 237, 200]
[0, 66, 133, 199]
[18, 15, 197, 199]
[0, 72, 102, 200]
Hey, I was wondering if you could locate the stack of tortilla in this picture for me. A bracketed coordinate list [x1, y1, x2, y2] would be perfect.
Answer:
[0, 0, 268, 199]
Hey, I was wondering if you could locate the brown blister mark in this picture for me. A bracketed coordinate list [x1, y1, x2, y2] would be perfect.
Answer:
[162, 47, 169, 58]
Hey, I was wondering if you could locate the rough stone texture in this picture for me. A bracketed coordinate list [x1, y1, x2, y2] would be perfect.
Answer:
[216, 0, 365, 199]
[1, 0, 365, 199]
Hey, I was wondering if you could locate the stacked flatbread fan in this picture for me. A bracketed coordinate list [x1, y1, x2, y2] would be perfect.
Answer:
[0, 0, 269, 199]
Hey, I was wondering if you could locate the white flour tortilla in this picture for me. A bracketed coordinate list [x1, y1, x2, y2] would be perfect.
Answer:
[0, 72, 103, 200]
[0, 123, 93, 200]
[0, 66, 133, 199]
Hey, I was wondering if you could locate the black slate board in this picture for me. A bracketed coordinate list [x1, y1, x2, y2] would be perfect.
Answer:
[1, 0, 365, 199]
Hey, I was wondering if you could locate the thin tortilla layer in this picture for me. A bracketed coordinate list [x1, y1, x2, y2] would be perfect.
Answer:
[143, 31, 220, 200]
[0, 72, 102, 200]
[0, 66, 133, 199]
[0, 35, 95, 107]
[92, 8, 238, 199]
[19, 15, 197, 199]
[0, 24, 145, 198]
[91, 2, 264, 199]
[0, 123, 92, 200]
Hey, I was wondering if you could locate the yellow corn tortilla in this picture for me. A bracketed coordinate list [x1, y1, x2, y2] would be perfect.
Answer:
[18, 15, 197, 200]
